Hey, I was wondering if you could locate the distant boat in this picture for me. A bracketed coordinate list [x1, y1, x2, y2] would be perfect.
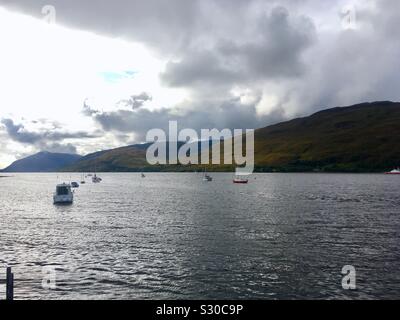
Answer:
[92, 160, 102, 183]
[203, 169, 212, 181]
[53, 183, 74, 205]
[92, 174, 102, 183]
[233, 176, 249, 184]
[385, 168, 400, 175]
[141, 173, 145, 178]
[71, 182, 79, 188]
[80, 174, 86, 184]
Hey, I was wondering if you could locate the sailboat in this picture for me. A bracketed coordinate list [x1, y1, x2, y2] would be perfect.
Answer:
[92, 160, 102, 183]
[80, 173, 86, 184]
[203, 168, 212, 181]
[92, 174, 102, 183]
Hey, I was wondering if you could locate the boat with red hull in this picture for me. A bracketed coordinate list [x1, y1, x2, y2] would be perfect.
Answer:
[385, 168, 400, 175]
[233, 177, 249, 184]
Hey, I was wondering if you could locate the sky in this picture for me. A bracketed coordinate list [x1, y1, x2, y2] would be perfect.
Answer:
[0, 0, 399, 168]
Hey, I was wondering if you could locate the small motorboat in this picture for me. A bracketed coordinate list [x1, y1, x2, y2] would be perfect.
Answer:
[92, 174, 102, 183]
[385, 168, 400, 175]
[53, 183, 74, 205]
[71, 182, 79, 188]
[233, 176, 249, 184]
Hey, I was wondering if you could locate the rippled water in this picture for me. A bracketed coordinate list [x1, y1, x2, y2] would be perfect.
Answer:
[0, 173, 399, 300]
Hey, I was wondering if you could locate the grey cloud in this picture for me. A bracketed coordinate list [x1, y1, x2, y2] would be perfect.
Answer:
[2, 0, 400, 139]
[286, 0, 400, 113]
[82, 100, 99, 116]
[161, 7, 316, 88]
[0, 0, 202, 53]
[1, 118, 99, 153]
[84, 96, 285, 142]
[39, 142, 77, 154]
[118, 92, 152, 110]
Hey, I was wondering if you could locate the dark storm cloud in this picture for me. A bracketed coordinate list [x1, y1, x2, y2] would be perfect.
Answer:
[0, 0, 202, 52]
[289, 0, 400, 111]
[1, 118, 99, 153]
[161, 7, 316, 88]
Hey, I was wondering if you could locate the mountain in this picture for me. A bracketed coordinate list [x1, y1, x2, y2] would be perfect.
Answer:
[253, 101, 400, 172]
[24, 101, 399, 173]
[62, 144, 150, 172]
[64, 101, 400, 173]
[1, 151, 82, 172]
[62, 141, 212, 172]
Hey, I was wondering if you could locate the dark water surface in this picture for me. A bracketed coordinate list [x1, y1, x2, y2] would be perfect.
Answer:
[0, 173, 399, 299]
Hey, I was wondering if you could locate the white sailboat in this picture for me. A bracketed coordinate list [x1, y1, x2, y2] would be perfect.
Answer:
[203, 169, 212, 181]
[92, 160, 102, 183]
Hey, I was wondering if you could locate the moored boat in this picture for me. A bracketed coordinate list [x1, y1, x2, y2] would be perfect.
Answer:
[71, 182, 79, 188]
[92, 174, 102, 183]
[53, 183, 74, 205]
[385, 168, 400, 175]
[233, 176, 249, 184]
[203, 169, 212, 181]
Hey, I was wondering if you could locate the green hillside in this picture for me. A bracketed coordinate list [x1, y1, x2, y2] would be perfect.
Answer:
[62, 101, 400, 173]
[254, 101, 400, 172]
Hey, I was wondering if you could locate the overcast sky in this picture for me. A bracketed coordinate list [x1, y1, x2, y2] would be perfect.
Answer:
[0, 0, 399, 167]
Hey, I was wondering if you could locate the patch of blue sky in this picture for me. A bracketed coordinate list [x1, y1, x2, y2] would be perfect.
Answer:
[99, 70, 137, 83]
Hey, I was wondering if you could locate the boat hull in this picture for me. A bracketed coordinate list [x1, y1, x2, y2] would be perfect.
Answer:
[53, 195, 73, 205]
[233, 180, 248, 184]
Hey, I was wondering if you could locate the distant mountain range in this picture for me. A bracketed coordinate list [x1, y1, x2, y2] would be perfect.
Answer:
[1, 151, 82, 172]
[2, 101, 400, 172]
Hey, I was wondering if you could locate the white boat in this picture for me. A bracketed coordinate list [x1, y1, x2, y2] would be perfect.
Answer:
[385, 168, 400, 175]
[233, 175, 249, 184]
[53, 183, 74, 205]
